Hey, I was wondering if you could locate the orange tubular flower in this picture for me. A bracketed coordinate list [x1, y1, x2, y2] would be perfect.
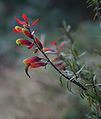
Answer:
[43, 48, 56, 54]
[22, 28, 33, 39]
[27, 42, 34, 49]
[15, 14, 39, 26]
[24, 57, 47, 78]
[34, 36, 43, 50]
[50, 41, 57, 46]
[23, 56, 42, 64]
[29, 61, 47, 68]
[59, 41, 67, 47]
[30, 19, 39, 26]
[13, 26, 23, 32]
[15, 16, 26, 25]
[22, 14, 28, 24]
[16, 39, 34, 48]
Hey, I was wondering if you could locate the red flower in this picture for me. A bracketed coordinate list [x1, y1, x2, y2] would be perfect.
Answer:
[43, 48, 56, 54]
[59, 41, 67, 47]
[22, 14, 28, 24]
[34, 36, 43, 50]
[29, 61, 47, 68]
[30, 19, 39, 26]
[23, 56, 42, 64]
[50, 41, 57, 46]
[27, 42, 34, 49]
[15, 14, 39, 26]
[15, 16, 26, 25]
[13, 26, 23, 32]
[16, 39, 33, 48]
[24, 57, 47, 78]
[22, 28, 33, 39]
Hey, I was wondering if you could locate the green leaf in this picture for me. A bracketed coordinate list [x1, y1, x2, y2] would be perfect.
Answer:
[59, 76, 63, 87]
[71, 45, 79, 59]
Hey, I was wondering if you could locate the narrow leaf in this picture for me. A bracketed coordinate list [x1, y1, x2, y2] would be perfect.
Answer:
[59, 76, 63, 87]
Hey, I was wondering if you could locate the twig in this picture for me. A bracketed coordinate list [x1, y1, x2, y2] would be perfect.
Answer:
[27, 27, 87, 90]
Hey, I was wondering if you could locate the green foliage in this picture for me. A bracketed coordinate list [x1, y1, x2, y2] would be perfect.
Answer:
[87, 0, 101, 19]
[60, 22, 101, 119]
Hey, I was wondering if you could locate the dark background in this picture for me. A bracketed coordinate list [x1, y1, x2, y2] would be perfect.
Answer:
[0, 0, 98, 68]
[0, 0, 93, 33]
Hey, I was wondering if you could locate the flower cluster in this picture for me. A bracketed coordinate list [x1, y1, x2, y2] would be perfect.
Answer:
[13, 14, 48, 77]
[13, 14, 67, 78]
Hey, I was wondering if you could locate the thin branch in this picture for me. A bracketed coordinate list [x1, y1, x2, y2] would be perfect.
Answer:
[27, 27, 86, 90]
[33, 39, 86, 90]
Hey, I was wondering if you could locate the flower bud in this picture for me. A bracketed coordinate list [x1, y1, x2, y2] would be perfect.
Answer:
[16, 39, 32, 46]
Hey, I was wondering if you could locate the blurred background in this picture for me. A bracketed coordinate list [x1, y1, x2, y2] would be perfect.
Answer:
[0, 0, 101, 119]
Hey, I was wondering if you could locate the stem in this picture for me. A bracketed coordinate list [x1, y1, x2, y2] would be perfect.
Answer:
[66, 32, 74, 44]
[28, 27, 86, 90]
[97, 0, 101, 15]
[33, 38, 86, 90]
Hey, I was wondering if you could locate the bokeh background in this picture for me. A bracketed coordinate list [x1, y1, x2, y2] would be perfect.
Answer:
[0, 0, 101, 119]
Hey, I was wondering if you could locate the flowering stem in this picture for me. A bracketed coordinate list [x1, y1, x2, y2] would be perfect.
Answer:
[32, 36, 86, 90]
[26, 27, 86, 90]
